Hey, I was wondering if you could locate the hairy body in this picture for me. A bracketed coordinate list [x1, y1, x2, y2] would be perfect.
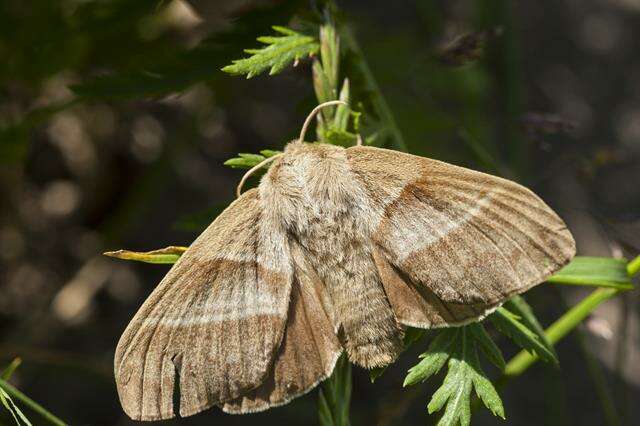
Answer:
[114, 141, 575, 420]
[264, 142, 404, 368]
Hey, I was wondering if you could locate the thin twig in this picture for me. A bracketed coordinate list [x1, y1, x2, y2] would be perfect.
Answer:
[0, 378, 68, 426]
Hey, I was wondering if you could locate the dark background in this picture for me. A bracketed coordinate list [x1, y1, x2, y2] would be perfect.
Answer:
[1, 0, 639, 425]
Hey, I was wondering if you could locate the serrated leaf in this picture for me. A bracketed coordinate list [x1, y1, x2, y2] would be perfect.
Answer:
[428, 357, 472, 425]
[222, 26, 319, 78]
[467, 323, 505, 371]
[547, 256, 633, 289]
[468, 348, 505, 419]
[426, 327, 504, 426]
[404, 328, 458, 387]
[71, 0, 302, 99]
[490, 307, 558, 364]
[504, 296, 557, 360]
[103, 246, 187, 264]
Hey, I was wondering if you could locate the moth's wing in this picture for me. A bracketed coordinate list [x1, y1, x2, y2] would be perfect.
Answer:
[222, 243, 342, 413]
[347, 146, 575, 327]
[114, 189, 294, 420]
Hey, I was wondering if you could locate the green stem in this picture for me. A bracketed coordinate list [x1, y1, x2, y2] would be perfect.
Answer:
[505, 255, 639, 375]
[627, 255, 640, 276]
[319, 355, 352, 426]
[504, 288, 618, 376]
[0, 378, 68, 426]
[339, 27, 408, 152]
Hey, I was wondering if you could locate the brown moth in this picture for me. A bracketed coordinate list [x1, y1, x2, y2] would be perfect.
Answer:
[114, 101, 575, 420]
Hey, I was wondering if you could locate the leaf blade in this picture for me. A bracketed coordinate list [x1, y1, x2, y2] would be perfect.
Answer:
[490, 307, 558, 364]
[222, 26, 319, 78]
[103, 246, 187, 264]
[547, 256, 633, 289]
[404, 328, 458, 387]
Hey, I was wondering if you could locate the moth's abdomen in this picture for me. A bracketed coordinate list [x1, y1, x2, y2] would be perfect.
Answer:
[294, 212, 403, 369]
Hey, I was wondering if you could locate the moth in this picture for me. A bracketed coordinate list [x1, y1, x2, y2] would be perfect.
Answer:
[114, 101, 575, 420]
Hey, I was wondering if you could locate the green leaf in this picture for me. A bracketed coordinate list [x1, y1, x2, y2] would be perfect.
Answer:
[224, 150, 283, 169]
[323, 129, 358, 147]
[71, 0, 303, 99]
[260, 149, 282, 158]
[467, 323, 506, 371]
[426, 328, 505, 426]
[222, 26, 319, 78]
[547, 256, 633, 289]
[504, 296, 557, 360]
[490, 307, 558, 364]
[404, 328, 458, 387]
[370, 327, 426, 383]
[103, 246, 187, 264]
[468, 348, 505, 419]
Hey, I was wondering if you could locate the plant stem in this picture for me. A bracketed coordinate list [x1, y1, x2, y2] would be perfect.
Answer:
[0, 378, 68, 426]
[505, 254, 639, 376]
[504, 288, 618, 376]
[339, 26, 408, 152]
[319, 355, 352, 426]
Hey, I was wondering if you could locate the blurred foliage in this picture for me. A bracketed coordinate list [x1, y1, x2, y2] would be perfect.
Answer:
[98, 2, 639, 424]
[2, 0, 639, 425]
[1, 0, 306, 162]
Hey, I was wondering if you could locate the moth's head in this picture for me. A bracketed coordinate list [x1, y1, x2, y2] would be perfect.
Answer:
[262, 142, 344, 194]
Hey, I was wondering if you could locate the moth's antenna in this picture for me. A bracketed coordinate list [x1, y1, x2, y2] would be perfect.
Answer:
[298, 100, 348, 143]
[236, 154, 283, 198]
[236, 100, 348, 198]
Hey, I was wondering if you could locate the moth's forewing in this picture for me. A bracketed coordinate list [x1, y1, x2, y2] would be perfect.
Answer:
[347, 146, 575, 327]
[114, 189, 293, 420]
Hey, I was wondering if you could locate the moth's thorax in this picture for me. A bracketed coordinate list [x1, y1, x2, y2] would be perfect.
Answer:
[259, 142, 376, 235]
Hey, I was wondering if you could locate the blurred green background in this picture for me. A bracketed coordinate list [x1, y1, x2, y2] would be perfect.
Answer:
[1, 0, 639, 424]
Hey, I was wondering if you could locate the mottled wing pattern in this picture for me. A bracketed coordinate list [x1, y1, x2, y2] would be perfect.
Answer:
[347, 146, 575, 327]
[114, 189, 294, 420]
